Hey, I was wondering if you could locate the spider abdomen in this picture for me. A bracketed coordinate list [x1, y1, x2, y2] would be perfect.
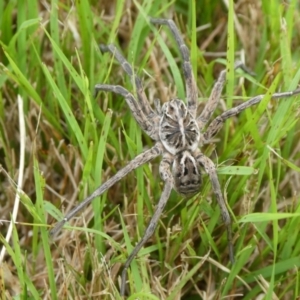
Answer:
[159, 99, 200, 154]
[172, 150, 202, 196]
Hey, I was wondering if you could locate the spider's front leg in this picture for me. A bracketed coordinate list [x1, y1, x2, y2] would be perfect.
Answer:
[120, 152, 174, 296]
[99, 44, 156, 118]
[94, 84, 155, 138]
[97, 44, 160, 140]
[150, 18, 198, 116]
[196, 152, 234, 264]
[203, 88, 300, 141]
[197, 61, 254, 130]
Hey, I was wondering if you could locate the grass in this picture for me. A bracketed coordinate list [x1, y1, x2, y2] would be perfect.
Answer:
[0, 0, 300, 299]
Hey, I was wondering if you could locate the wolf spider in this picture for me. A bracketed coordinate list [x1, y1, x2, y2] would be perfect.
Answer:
[50, 18, 300, 296]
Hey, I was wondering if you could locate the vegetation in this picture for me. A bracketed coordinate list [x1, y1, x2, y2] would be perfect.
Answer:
[1, 0, 300, 299]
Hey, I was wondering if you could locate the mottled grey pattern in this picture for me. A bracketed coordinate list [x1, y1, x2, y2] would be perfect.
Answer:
[50, 17, 300, 297]
[159, 99, 200, 154]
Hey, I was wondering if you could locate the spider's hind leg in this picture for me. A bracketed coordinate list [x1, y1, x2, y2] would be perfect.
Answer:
[120, 152, 174, 296]
[196, 152, 235, 264]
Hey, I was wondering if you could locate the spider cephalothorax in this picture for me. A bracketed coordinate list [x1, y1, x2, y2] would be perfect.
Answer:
[50, 17, 300, 297]
[159, 99, 200, 154]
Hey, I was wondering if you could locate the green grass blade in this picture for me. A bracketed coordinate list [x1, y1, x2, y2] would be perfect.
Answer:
[33, 156, 57, 299]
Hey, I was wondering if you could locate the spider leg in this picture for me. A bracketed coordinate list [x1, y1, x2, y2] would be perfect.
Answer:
[197, 61, 254, 130]
[203, 88, 300, 142]
[196, 152, 234, 264]
[150, 18, 198, 116]
[49, 143, 164, 237]
[95, 84, 158, 140]
[120, 153, 174, 296]
[99, 44, 155, 119]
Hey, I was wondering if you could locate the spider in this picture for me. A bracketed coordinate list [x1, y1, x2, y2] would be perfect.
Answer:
[50, 18, 300, 296]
